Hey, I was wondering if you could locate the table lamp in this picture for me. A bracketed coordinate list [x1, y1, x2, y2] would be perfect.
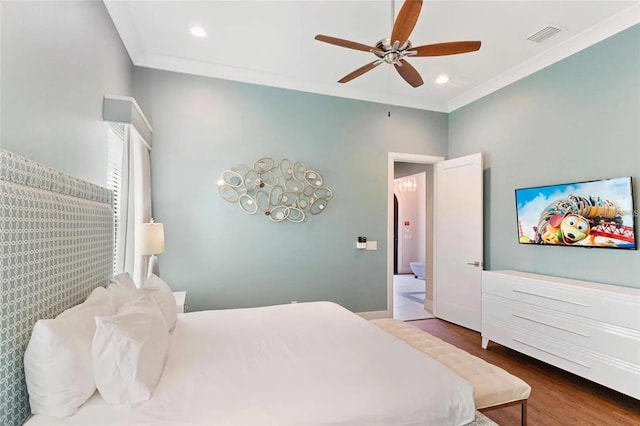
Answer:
[139, 219, 165, 278]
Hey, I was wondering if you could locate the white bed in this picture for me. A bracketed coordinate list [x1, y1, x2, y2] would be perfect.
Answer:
[4, 150, 487, 426]
[26, 302, 476, 426]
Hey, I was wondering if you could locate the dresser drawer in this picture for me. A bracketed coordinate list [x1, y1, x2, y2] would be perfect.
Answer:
[483, 295, 640, 365]
[482, 321, 640, 399]
[482, 272, 640, 330]
[482, 270, 640, 399]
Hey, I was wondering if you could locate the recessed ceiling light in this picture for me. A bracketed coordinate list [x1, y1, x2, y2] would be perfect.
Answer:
[190, 26, 207, 38]
[435, 75, 450, 85]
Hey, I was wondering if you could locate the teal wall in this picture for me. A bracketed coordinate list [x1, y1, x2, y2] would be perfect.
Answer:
[449, 24, 640, 287]
[133, 67, 448, 312]
[2, 0, 637, 309]
[0, 1, 133, 186]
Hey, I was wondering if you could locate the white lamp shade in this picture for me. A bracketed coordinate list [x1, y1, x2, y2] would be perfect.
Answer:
[138, 222, 165, 255]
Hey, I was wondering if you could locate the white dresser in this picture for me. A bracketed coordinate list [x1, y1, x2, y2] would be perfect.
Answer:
[481, 270, 640, 399]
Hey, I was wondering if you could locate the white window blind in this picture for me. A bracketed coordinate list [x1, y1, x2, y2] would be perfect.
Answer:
[107, 123, 126, 274]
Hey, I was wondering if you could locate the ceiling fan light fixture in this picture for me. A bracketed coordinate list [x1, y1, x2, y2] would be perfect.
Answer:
[435, 75, 450, 84]
[190, 26, 207, 38]
[314, 0, 480, 88]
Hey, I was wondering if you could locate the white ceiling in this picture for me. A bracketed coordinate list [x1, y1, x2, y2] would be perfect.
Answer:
[105, 1, 640, 112]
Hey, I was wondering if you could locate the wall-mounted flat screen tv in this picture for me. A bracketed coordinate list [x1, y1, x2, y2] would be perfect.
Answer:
[515, 176, 636, 250]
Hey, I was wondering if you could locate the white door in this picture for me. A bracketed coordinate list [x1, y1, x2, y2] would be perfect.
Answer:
[434, 153, 483, 331]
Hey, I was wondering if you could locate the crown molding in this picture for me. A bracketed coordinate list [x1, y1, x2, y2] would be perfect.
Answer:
[135, 52, 450, 112]
[104, 0, 639, 114]
[104, 0, 448, 112]
[103, 1, 143, 63]
[447, 3, 640, 112]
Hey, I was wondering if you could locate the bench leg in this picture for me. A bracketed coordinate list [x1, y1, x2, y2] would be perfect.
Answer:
[479, 399, 528, 425]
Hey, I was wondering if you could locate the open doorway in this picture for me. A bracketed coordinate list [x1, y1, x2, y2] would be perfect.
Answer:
[387, 153, 444, 320]
[393, 166, 433, 320]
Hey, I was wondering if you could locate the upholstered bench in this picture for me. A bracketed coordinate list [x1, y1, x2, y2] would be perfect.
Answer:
[371, 319, 531, 426]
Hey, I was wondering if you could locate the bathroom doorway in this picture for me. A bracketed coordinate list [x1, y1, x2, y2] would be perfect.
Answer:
[392, 163, 434, 321]
[387, 152, 484, 329]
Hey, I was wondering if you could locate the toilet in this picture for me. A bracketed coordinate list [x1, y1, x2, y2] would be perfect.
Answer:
[409, 262, 425, 279]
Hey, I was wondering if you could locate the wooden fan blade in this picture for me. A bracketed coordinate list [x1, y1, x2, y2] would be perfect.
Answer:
[410, 41, 481, 57]
[315, 35, 379, 53]
[394, 59, 424, 88]
[390, 0, 423, 47]
[338, 60, 383, 83]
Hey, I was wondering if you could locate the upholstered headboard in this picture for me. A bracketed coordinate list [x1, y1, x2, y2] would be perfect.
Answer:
[0, 150, 114, 425]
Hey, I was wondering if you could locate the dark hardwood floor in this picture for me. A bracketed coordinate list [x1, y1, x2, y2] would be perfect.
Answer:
[408, 318, 640, 426]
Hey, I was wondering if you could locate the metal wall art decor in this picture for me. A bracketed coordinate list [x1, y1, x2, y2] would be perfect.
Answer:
[217, 158, 333, 223]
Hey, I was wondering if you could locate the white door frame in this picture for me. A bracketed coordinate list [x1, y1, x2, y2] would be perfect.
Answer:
[387, 152, 444, 318]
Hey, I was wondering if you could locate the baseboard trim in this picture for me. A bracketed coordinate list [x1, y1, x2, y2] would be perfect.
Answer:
[357, 310, 391, 320]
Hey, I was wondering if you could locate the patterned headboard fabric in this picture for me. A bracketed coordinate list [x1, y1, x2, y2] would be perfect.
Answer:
[0, 150, 114, 425]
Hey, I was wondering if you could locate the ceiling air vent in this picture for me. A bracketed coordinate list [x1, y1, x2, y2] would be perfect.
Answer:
[527, 26, 563, 43]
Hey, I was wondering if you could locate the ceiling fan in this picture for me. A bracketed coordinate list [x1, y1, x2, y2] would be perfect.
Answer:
[314, 0, 481, 88]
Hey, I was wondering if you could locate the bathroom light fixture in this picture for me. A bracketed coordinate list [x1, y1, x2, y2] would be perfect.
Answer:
[399, 177, 417, 192]
[190, 26, 207, 38]
[435, 74, 450, 84]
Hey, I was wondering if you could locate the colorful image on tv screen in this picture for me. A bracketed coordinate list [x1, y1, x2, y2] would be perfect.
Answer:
[515, 177, 636, 249]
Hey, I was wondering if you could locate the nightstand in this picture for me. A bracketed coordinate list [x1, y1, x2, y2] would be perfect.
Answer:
[173, 291, 187, 313]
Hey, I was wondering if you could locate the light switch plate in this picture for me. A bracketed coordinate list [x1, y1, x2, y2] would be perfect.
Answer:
[366, 241, 377, 250]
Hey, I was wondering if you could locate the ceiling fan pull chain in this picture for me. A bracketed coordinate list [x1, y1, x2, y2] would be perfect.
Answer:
[387, 60, 391, 118]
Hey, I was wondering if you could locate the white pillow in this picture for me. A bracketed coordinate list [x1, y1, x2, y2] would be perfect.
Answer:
[57, 285, 114, 321]
[109, 272, 136, 290]
[106, 272, 137, 310]
[92, 291, 170, 407]
[24, 286, 116, 417]
[143, 274, 177, 331]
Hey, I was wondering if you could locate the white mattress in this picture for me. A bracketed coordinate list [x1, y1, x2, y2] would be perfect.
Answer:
[26, 302, 475, 425]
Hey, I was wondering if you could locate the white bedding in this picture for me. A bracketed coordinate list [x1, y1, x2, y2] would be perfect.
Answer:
[26, 302, 475, 426]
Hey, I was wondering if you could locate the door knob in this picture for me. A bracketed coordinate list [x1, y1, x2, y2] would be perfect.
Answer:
[466, 261, 481, 267]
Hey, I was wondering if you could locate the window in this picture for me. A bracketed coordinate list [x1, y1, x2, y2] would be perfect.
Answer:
[107, 123, 126, 274]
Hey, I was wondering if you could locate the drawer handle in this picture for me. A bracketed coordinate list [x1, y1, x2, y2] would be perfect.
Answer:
[512, 313, 591, 337]
[512, 338, 591, 368]
[512, 289, 590, 307]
